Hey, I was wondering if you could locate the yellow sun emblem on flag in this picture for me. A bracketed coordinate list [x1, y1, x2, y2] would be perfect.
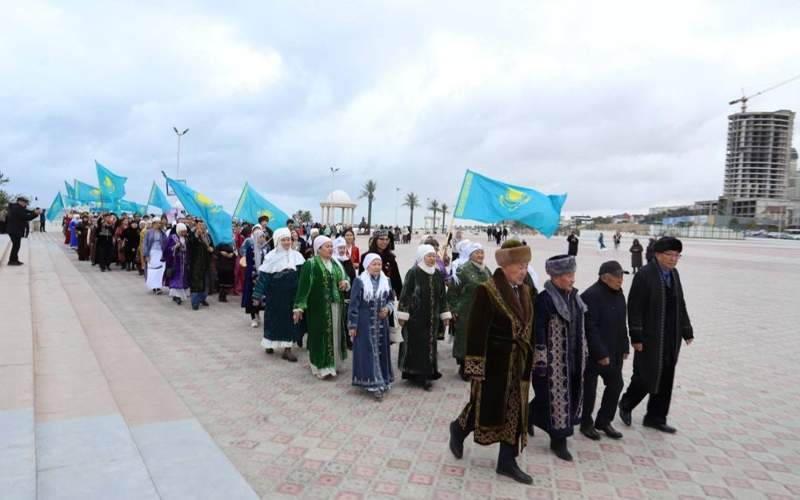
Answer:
[498, 187, 531, 212]
[91, 188, 102, 196]
[104, 176, 115, 192]
[195, 192, 215, 206]
[258, 209, 273, 219]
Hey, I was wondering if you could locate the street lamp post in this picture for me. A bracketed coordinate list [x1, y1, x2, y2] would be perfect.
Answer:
[173, 127, 189, 178]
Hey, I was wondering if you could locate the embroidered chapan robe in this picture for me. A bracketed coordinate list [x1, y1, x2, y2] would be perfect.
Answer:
[294, 256, 349, 376]
[397, 265, 450, 381]
[531, 282, 589, 439]
[458, 269, 533, 448]
[446, 262, 492, 361]
[347, 275, 395, 392]
[253, 265, 302, 349]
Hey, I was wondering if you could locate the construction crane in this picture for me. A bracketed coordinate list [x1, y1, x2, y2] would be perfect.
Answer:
[729, 73, 800, 112]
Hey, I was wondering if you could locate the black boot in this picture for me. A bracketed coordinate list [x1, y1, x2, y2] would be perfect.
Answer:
[496, 442, 533, 484]
[219, 291, 228, 302]
[580, 423, 601, 441]
[618, 402, 632, 426]
[550, 438, 573, 461]
[449, 421, 465, 459]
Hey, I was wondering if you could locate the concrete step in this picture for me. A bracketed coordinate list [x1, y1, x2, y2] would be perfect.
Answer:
[0, 239, 36, 500]
[45, 236, 258, 500]
[29, 237, 161, 500]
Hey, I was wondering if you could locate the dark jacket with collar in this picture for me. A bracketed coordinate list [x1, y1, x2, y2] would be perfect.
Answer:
[627, 260, 693, 393]
[580, 279, 629, 363]
[6, 203, 38, 236]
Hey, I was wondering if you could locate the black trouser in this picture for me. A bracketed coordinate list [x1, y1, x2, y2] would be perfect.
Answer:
[582, 359, 624, 428]
[619, 359, 675, 426]
[456, 403, 519, 462]
[40, 221, 46, 232]
[96, 241, 113, 270]
[8, 232, 22, 263]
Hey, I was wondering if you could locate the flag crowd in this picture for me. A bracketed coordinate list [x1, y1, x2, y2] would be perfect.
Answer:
[40, 162, 694, 485]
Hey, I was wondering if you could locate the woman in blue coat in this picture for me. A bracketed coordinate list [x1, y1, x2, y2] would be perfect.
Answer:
[347, 253, 395, 400]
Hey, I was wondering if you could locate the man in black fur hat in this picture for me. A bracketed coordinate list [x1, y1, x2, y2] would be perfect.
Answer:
[619, 236, 693, 433]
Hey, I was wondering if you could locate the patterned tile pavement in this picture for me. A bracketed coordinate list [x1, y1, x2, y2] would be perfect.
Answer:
[49, 233, 800, 499]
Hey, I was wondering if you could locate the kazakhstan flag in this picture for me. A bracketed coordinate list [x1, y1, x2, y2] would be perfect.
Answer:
[233, 182, 289, 231]
[163, 173, 233, 244]
[46, 193, 65, 222]
[74, 180, 103, 203]
[147, 182, 172, 213]
[454, 170, 566, 237]
[96, 161, 127, 199]
[64, 181, 79, 206]
[118, 199, 148, 216]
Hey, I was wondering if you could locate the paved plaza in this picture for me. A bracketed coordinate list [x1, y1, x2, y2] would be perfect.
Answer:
[2, 231, 800, 499]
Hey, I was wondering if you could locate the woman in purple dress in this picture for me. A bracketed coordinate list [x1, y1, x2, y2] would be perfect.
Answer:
[163, 222, 189, 305]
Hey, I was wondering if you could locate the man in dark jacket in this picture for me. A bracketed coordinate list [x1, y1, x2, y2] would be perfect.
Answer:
[619, 237, 693, 433]
[580, 261, 630, 441]
[6, 196, 41, 265]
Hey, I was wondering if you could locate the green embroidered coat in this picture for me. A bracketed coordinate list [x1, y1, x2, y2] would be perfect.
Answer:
[294, 256, 349, 371]
[447, 261, 492, 361]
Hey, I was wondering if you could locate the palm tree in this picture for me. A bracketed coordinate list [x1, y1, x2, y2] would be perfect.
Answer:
[428, 199, 439, 233]
[440, 203, 449, 233]
[403, 192, 420, 230]
[360, 179, 377, 231]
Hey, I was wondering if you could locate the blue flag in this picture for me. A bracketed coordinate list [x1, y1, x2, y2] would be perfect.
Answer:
[163, 173, 233, 244]
[147, 182, 172, 213]
[118, 199, 148, 216]
[453, 170, 566, 237]
[96, 161, 127, 199]
[74, 179, 103, 203]
[64, 181, 78, 206]
[233, 182, 289, 230]
[46, 193, 65, 222]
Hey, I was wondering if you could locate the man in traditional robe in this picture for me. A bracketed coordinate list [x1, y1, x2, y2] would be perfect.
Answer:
[448, 240, 534, 485]
[619, 236, 693, 433]
[531, 254, 587, 461]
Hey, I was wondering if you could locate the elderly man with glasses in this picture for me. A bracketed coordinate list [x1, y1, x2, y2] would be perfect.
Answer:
[619, 236, 694, 434]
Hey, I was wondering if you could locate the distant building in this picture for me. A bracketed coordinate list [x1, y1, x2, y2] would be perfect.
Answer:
[719, 110, 795, 219]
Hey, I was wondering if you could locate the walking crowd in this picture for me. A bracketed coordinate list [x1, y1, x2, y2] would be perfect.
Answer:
[52, 209, 694, 486]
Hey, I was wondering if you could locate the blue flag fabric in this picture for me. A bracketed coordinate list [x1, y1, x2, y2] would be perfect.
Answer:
[147, 182, 172, 213]
[453, 169, 566, 237]
[46, 193, 65, 222]
[64, 181, 78, 206]
[74, 180, 103, 203]
[95, 161, 127, 200]
[163, 173, 233, 244]
[233, 182, 289, 231]
[118, 199, 148, 216]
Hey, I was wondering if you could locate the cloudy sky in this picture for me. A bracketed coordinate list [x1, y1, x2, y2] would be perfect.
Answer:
[2, 0, 799, 223]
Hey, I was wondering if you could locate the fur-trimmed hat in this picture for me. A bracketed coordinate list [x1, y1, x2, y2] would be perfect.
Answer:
[495, 240, 531, 267]
[653, 236, 682, 253]
[545, 254, 576, 276]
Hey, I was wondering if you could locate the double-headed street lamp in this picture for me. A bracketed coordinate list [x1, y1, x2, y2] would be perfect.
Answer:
[173, 127, 189, 178]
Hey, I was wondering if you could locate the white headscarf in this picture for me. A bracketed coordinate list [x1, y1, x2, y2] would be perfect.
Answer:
[415, 244, 437, 275]
[359, 253, 391, 301]
[175, 222, 187, 234]
[333, 236, 349, 262]
[259, 228, 305, 273]
[452, 241, 483, 284]
[314, 235, 331, 255]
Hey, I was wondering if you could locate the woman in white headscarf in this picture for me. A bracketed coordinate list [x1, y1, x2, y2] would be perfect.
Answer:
[253, 228, 306, 362]
[446, 241, 492, 380]
[347, 253, 395, 400]
[240, 225, 263, 327]
[293, 236, 351, 379]
[397, 245, 451, 390]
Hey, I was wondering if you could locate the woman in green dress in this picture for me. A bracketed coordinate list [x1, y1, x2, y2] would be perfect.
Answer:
[397, 244, 451, 390]
[447, 242, 491, 380]
[293, 236, 351, 379]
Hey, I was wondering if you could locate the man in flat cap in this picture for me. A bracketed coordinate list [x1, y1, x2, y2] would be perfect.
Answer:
[449, 240, 534, 484]
[619, 236, 693, 433]
[530, 254, 587, 461]
[6, 195, 41, 266]
[580, 261, 630, 441]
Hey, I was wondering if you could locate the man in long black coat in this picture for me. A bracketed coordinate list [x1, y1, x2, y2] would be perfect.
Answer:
[619, 237, 693, 433]
[449, 241, 534, 484]
[6, 196, 41, 265]
[580, 260, 629, 441]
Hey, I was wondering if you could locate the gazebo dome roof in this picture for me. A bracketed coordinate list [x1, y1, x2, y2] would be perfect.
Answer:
[326, 190, 353, 205]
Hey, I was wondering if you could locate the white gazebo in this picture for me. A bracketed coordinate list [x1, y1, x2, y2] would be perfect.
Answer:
[320, 189, 357, 225]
